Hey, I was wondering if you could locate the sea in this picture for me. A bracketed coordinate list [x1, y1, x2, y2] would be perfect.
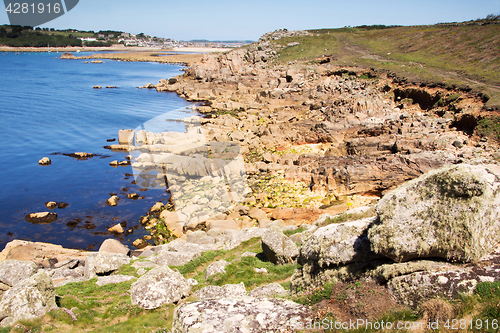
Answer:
[0, 51, 195, 250]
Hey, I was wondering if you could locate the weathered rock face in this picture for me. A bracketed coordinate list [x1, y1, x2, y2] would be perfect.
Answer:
[299, 217, 381, 267]
[151, 250, 198, 267]
[0, 271, 56, 326]
[0, 260, 38, 287]
[94, 253, 131, 275]
[261, 229, 299, 265]
[130, 265, 192, 309]
[388, 263, 500, 309]
[369, 164, 500, 263]
[172, 296, 311, 333]
[193, 282, 246, 300]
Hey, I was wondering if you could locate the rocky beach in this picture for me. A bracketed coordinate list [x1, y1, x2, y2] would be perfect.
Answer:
[1, 26, 500, 332]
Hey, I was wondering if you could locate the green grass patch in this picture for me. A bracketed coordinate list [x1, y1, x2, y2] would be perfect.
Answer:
[320, 208, 376, 227]
[476, 117, 500, 141]
[284, 227, 306, 237]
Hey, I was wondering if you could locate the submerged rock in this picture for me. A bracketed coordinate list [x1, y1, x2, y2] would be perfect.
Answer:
[369, 164, 500, 263]
[25, 212, 57, 224]
[38, 157, 51, 165]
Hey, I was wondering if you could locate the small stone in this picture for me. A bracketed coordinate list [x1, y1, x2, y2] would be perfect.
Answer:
[109, 160, 119, 166]
[108, 223, 124, 234]
[38, 157, 51, 165]
[452, 140, 464, 148]
[106, 195, 119, 207]
[132, 239, 149, 249]
[57, 202, 68, 209]
[45, 202, 57, 209]
[93, 85, 102, 89]
[127, 193, 139, 200]
[150, 202, 164, 212]
[25, 212, 57, 224]
[253, 267, 268, 274]
[205, 260, 230, 280]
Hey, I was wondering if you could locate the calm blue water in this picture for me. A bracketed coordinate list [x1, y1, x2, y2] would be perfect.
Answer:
[0, 52, 194, 250]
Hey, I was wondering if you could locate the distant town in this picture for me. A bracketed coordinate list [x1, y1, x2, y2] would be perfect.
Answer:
[0, 25, 254, 48]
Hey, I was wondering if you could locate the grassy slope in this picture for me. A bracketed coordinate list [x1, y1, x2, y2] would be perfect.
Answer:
[272, 24, 500, 108]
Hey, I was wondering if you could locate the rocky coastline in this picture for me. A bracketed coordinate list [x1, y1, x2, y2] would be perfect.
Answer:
[4, 29, 500, 331]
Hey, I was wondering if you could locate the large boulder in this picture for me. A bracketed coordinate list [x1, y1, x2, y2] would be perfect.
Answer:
[172, 296, 311, 333]
[0, 260, 38, 287]
[0, 271, 56, 326]
[369, 164, 500, 263]
[299, 217, 381, 267]
[130, 266, 192, 309]
[261, 229, 299, 264]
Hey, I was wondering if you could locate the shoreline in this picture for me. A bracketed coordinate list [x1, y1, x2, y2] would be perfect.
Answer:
[0, 45, 232, 53]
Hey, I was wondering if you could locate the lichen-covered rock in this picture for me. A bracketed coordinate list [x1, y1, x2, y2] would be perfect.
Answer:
[193, 282, 246, 300]
[299, 217, 381, 267]
[130, 265, 192, 309]
[368, 260, 454, 284]
[204, 260, 230, 280]
[152, 250, 198, 267]
[0, 271, 56, 326]
[250, 283, 287, 297]
[369, 164, 500, 263]
[261, 229, 299, 264]
[388, 264, 500, 308]
[0, 260, 38, 287]
[172, 296, 311, 333]
[94, 253, 131, 275]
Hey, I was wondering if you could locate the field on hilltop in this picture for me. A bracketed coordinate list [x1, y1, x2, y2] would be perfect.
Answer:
[271, 21, 500, 110]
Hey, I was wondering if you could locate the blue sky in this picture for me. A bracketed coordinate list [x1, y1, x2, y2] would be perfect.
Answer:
[1, 0, 499, 40]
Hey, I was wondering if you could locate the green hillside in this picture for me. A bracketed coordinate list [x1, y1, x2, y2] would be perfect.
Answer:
[272, 20, 500, 109]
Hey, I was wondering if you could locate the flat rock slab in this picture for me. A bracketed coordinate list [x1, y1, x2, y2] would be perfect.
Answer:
[193, 282, 246, 300]
[0, 240, 89, 265]
[152, 250, 198, 267]
[96, 275, 135, 286]
[0, 260, 38, 287]
[388, 263, 500, 308]
[172, 296, 311, 333]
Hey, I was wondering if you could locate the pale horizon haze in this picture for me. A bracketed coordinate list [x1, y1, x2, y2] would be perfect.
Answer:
[0, 0, 499, 40]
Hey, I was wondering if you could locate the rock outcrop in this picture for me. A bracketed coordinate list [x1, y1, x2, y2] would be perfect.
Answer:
[172, 296, 311, 333]
[369, 164, 500, 263]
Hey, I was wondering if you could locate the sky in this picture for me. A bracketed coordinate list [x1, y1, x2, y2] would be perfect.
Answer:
[1, 0, 499, 40]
